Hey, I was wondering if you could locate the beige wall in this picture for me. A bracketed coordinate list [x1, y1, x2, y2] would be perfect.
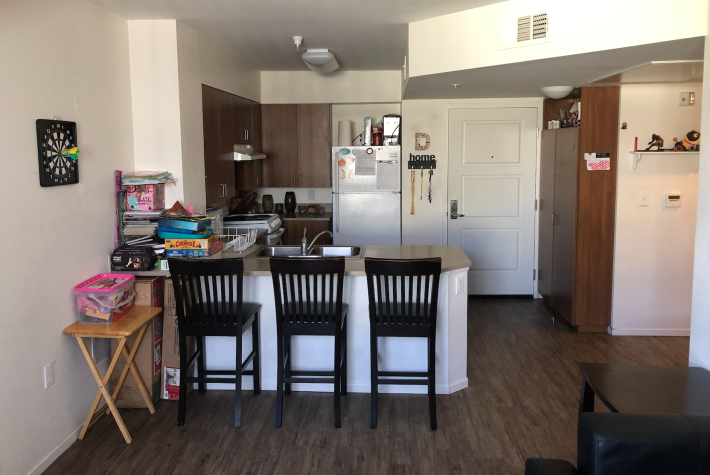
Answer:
[612, 83, 701, 336]
[400, 98, 543, 246]
[0, 1, 135, 474]
[199, 32, 260, 102]
[260, 71, 402, 104]
[128, 20, 185, 206]
[409, 0, 707, 78]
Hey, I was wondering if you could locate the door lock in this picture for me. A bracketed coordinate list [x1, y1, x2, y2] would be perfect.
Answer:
[450, 200, 465, 219]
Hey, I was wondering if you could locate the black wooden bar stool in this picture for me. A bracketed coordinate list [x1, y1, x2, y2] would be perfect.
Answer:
[269, 257, 348, 428]
[168, 258, 261, 428]
[364, 257, 442, 430]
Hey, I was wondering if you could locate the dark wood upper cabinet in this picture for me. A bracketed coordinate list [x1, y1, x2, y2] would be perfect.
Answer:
[297, 104, 331, 187]
[233, 95, 253, 145]
[202, 85, 224, 207]
[251, 102, 262, 153]
[261, 104, 299, 187]
[218, 89, 235, 201]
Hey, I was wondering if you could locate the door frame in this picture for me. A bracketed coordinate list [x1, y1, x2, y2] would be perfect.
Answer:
[442, 99, 544, 297]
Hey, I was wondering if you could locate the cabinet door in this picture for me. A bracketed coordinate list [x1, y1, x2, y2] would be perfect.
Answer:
[282, 220, 330, 246]
[550, 127, 579, 323]
[219, 90, 236, 200]
[202, 85, 223, 206]
[251, 102, 262, 152]
[282, 220, 301, 246]
[297, 104, 331, 187]
[537, 129, 556, 302]
[234, 160, 263, 191]
[233, 95, 252, 145]
[262, 104, 298, 187]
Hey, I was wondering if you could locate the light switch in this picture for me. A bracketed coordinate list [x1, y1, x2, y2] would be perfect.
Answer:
[456, 277, 465, 294]
[679, 92, 691, 106]
[639, 191, 649, 206]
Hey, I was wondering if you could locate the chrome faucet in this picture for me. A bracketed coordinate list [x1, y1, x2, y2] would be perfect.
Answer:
[301, 228, 333, 255]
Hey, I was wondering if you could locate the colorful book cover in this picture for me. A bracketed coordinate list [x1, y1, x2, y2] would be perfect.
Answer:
[165, 242, 223, 258]
[158, 217, 211, 232]
[165, 233, 219, 250]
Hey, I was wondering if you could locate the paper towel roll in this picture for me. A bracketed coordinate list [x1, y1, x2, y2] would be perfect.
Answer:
[338, 120, 352, 146]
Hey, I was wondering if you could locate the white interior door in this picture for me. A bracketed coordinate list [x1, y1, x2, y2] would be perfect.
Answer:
[448, 108, 538, 295]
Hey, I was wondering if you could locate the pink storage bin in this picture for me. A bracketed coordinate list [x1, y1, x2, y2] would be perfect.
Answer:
[74, 274, 135, 324]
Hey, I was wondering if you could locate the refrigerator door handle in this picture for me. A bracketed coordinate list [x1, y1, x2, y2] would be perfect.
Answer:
[335, 195, 339, 233]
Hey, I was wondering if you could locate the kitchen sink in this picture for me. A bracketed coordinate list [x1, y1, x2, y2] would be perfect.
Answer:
[308, 246, 364, 258]
[250, 245, 365, 259]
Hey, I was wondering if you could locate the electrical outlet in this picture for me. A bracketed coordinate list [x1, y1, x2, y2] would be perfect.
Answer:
[455, 276, 465, 294]
[44, 362, 54, 389]
[308, 189, 315, 200]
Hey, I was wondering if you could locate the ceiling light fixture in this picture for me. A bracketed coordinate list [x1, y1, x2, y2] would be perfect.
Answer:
[541, 86, 574, 99]
[302, 49, 339, 73]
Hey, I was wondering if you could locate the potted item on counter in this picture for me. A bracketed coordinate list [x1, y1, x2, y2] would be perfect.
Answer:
[284, 191, 296, 212]
[262, 194, 274, 212]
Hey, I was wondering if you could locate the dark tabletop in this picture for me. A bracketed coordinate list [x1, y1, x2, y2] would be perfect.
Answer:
[581, 363, 710, 414]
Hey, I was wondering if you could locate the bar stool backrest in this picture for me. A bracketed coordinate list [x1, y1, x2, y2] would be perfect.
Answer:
[269, 257, 345, 325]
[364, 258, 442, 327]
[168, 258, 245, 328]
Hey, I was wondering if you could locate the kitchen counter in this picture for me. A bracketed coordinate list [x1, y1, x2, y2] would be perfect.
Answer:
[278, 212, 331, 222]
[223, 244, 471, 276]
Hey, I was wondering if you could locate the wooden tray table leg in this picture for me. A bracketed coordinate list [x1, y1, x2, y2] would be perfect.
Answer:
[76, 336, 132, 444]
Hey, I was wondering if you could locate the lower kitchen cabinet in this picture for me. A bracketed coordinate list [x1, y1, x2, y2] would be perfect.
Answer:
[282, 220, 331, 246]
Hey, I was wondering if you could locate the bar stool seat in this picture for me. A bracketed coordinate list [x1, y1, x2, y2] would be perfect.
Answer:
[365, 257, 442, 430]
[270, 257, 348, 428]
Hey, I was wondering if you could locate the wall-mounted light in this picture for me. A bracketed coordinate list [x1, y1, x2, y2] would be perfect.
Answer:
[302, 49, 339, 73]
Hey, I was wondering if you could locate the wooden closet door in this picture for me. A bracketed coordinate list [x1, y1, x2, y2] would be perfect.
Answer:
[262, 104, 298, 187]
[537, 129, 556, 302]
[297, 104, 331, 187]
[550, 127, 579, 323]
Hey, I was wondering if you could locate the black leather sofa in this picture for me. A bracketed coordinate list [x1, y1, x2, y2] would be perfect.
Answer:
[526, 413, 710, 475]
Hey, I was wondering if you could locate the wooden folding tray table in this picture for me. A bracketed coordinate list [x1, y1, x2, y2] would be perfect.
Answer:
[64, 306, 162, 444]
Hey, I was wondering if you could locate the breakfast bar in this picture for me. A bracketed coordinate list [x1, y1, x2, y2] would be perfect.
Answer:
[166, 245, 471, 395]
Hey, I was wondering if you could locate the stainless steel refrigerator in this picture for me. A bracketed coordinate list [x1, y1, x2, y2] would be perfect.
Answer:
[332, 146, 401, 245]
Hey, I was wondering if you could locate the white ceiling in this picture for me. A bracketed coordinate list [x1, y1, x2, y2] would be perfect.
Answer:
[402, 37, 705, 99]
[88, 0, 507, 70]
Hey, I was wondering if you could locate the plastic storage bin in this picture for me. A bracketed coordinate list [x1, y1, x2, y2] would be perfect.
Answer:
[74, 274, 135, 324]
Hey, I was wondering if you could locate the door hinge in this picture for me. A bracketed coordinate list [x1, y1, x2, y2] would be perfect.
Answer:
[535, 199, 538, 210]
[536, 127, 540, 139]
[533, 269, 537, 280]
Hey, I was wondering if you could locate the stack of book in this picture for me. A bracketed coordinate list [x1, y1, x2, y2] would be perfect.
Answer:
[158, 216, 222, 259]
[123, 210, 165, 257]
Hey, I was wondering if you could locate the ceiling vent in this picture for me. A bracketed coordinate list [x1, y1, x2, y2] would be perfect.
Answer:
[502, 12, 549, 49]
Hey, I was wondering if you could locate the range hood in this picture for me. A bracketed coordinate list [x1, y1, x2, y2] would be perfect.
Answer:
[233, 144, 266, 161]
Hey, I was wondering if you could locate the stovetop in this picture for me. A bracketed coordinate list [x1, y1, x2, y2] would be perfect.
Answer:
[225, 214, 276, 222]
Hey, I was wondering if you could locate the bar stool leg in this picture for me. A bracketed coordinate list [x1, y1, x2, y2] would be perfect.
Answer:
[284, 335, 292, 396]
[334, 326, 342, 428]
[428, 332, 437, 431]
[370, 330, 378, 429]
[177, 332, 188, 426]
[275, 331, 285, 428]
[196, 336, 206, 394]
[252, 311, 261, 395]
[235, 331, 243, 428]
[341, 313, 348, 396]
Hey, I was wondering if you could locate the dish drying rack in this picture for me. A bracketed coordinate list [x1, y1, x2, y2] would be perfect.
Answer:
[217, 227, 258, 252]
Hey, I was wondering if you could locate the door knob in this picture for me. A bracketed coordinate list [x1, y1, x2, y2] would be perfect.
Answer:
[450, 200, 465, 219]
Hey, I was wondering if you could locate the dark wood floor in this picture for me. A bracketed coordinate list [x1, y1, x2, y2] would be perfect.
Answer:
[45, 299, 689, 475]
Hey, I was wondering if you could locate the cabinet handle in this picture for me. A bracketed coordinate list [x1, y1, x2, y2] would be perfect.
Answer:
[246, 129, 249, 141]
[256, 176, 259, 187]
[293, 175, 296, 184]
[550, 213, 556, 225]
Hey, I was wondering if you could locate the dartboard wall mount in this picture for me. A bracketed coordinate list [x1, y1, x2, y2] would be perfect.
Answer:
[36, 119, 79, 187]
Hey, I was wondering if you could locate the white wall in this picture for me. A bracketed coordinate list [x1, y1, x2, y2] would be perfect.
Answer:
[689, 13, 710, 368]
[612, 84, 701, 336]
[199, 29, 260, 102]
[0, 1, 135, 474]
[409, 0, 707, 78]
[128, 21, 185, 206]
[400, 98, 543, 246]
[260, 71, 402, 104]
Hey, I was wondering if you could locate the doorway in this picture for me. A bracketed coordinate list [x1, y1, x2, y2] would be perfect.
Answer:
[447, 107, 538, 295]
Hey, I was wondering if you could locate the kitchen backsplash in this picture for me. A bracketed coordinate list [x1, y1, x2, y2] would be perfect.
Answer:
[256, 187, 333, 206]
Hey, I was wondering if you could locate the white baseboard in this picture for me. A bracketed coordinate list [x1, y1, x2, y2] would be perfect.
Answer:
[26, 423, 82, 475]
[203, 378, 469, 394]
[611, 328, 691, 336]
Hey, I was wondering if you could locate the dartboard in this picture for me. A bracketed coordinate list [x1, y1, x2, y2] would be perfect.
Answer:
[36, 119, 78, 187]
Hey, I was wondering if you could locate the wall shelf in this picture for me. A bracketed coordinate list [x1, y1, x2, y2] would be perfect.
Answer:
[629, 151, 699, 170]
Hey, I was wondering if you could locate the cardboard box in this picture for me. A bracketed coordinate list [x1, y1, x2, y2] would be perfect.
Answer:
[161, 346, 195, 400]
[124, 184, 165, 211]
[110, 311, 164, 407]
[165, 279, 176, 317]
[165, 242, 223, 258]
[162, 324, 193, 357]
[165, 233, 219, 250]
[133, 276, 165, 307]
